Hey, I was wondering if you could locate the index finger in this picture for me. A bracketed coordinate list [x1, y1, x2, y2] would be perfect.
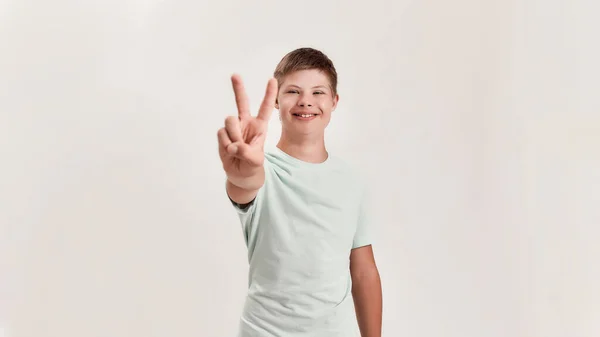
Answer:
[256, 77, 278, 121]
[231, 73, 251, 119]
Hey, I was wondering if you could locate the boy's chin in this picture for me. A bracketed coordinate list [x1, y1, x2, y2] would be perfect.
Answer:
[283, 123, 325, 135]
[296, 127, 327, 136]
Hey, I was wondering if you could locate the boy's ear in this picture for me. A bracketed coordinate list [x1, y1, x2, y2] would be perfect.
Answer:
[332, 93, 339, 111]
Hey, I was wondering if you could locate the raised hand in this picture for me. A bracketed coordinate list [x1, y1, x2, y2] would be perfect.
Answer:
[218, 74, 277, 190]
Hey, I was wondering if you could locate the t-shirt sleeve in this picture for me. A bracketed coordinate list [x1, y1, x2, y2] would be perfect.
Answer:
[226, 165, 268, 245]
[228, 193, 257, 214]
[352, 184, 373, 249]
[227, 182, 264, 246]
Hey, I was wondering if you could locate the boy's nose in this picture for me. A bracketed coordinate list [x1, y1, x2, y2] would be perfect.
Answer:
[298, 96, 313, 107]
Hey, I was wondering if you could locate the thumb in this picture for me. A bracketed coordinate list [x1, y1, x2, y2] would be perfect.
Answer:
[227, 141, 252, 159]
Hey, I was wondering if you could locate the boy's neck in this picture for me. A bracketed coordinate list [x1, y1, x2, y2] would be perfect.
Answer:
[276, 135, 328, 164]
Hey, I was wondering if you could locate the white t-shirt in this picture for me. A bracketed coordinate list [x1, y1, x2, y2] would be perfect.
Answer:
[230, 146, 373, 337]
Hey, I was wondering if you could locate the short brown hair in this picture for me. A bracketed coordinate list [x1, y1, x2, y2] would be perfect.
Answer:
[273, 47, 338, 96]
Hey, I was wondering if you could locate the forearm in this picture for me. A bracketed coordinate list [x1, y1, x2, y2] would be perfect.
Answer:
[352, 270, 382, 337]
[226, 165, 264, 204]
[227, 164, 264, 191]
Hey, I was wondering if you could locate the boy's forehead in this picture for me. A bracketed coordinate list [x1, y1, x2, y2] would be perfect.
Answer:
[281, 69, 330, 87]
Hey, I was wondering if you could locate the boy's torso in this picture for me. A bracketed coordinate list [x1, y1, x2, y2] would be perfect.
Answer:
[235, 147, 365, 336]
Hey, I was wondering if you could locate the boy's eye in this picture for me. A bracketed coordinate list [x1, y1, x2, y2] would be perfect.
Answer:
[286, 90, 324, 94]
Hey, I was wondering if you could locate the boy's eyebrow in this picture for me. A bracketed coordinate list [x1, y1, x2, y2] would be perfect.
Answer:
[286, 84, 328, 89]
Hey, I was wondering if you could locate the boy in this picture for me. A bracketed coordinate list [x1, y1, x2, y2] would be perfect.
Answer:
[217, 48, 382, 337]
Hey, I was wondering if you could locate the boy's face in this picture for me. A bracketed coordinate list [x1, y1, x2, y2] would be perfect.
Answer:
[275, 69, 339, 136]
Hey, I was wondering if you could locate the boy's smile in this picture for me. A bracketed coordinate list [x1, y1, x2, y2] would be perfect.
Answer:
[292, 110, 320, 121]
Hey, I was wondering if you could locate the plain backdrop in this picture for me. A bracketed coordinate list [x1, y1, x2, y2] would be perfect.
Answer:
[1, 0, 598, 336]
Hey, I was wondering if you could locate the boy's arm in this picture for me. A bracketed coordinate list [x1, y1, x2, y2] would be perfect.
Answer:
[350, 244, 382, 337]
[226, 172, 263, 205]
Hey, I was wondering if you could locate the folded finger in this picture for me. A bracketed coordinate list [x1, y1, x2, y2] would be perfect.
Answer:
[224, 115, 243, 143]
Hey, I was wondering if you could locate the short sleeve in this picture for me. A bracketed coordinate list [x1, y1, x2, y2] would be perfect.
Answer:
[352, 184, 373, 249]
[226, 178, 264, 232]
[226, 164, 269, 246]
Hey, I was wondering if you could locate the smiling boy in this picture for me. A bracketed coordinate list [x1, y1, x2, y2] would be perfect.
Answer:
[218, 47, 382, 337]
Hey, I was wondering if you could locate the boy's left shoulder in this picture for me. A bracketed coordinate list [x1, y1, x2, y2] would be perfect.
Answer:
[329, 154, 369, 186]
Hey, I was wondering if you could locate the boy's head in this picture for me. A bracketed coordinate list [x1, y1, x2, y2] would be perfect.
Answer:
[273, 48, 339, 136]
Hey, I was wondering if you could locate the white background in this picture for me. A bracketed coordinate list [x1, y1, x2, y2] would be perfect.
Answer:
[1, 0, 598, 336]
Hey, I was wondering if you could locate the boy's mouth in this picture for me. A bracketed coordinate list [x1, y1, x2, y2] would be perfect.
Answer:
[292, 113, 319, 121]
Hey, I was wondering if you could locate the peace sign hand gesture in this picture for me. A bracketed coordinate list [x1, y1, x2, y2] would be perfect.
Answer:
[218, 74, 278, 191]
